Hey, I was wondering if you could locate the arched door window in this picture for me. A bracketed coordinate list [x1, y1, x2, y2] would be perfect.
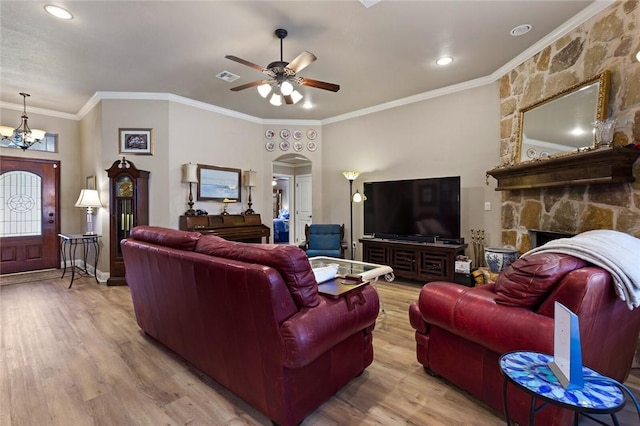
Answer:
[0, 170, 42, 237]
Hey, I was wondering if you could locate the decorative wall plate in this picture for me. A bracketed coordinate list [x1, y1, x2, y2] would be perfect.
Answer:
[307, 141, 317, 152]
[292, 129, 303, 140]
[280, 129, 291, 140]
[279, 140, 290, 151]
[265, 129, 275, 139]
[293, 141, 303, 152]
[265, 141, 275, 152]
[306, 129, 317, 140]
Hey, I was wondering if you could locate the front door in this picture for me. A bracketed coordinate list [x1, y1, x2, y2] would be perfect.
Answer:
[0, 156, 60, 274]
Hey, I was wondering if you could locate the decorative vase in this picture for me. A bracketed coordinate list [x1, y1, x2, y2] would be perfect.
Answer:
[484, 247, 518, 273]
[594, 118, 615, 148]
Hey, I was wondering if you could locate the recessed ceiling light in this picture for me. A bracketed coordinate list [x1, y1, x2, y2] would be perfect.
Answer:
[636, 50, 640, 62]
[510, 24, 532, 37]
[436, 57, 453, 66]
[302, 101, 313, 109]
[44, 5, 73, 20]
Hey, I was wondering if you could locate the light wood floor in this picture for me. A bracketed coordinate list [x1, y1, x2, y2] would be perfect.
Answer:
[1, 275, 639, 425]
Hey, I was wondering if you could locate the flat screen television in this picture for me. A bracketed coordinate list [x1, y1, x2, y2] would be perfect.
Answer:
[363, 176, 460, 241]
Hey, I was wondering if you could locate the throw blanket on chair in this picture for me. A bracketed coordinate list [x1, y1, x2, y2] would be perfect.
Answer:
[523, 230, 640, 309]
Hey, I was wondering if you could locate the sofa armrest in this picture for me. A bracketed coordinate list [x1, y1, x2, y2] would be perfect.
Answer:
[418, 282, 554, 355]
[279, 285, 379, 368]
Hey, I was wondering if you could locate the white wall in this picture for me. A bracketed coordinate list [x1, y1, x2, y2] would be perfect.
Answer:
[322, 83, 503, 259]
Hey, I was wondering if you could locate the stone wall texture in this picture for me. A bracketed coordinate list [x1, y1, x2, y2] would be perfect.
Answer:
[499, 0, 640, 253]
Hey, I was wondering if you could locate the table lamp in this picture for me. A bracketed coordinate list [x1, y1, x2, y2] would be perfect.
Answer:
[182, 163, 198, 215]
[243, 169, 257, 214]
[75, 189, 102, 235]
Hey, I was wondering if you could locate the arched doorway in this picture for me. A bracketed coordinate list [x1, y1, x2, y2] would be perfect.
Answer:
[272, 154, 311, 245]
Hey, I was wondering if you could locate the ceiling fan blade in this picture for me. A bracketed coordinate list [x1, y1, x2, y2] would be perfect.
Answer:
[283, 95, 294, 105]
[225, 55, 266, 73]
[287, 51, 317, 73]
[230, 80, 271, 91]
[299, 78, 340, 92]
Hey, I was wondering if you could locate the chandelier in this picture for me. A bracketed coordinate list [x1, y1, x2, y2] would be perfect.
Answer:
[0, 93, 46, 151]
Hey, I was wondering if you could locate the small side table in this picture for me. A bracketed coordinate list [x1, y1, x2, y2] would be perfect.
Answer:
[500, 351, 625, 426]
[58, 234, 101, 288]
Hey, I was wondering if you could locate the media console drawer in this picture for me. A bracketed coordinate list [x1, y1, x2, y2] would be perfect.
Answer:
[360, 238, 466, 282]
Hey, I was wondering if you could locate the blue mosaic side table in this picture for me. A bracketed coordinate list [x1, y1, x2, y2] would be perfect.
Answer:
[499, 351, 625, 426]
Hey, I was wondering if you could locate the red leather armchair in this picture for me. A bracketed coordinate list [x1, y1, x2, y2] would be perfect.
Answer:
[121, 226, 379, 426]
[408, 252, 640, 426]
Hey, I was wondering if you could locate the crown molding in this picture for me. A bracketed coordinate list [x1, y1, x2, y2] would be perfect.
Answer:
[322, 75, 495, 125]
[0, 101, 78, 121]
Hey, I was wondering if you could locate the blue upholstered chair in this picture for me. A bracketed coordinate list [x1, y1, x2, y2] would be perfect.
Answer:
[299, 224, 346, 258]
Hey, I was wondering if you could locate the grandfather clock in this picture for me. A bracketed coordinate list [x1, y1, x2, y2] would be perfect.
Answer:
[106, 158, 150, 286]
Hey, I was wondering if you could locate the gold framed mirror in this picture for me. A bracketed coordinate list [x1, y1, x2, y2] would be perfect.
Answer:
[516, 70, 610, 163]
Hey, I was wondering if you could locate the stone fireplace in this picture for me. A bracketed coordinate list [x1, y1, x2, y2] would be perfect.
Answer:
[497, 1, 640, 253]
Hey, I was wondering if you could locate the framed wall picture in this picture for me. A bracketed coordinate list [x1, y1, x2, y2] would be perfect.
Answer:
[197, 164, 241, 201]
[86, 175, 96, 190]
[119, 128, 153, 155]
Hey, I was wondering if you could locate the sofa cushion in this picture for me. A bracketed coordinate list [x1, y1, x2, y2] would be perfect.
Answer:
[494, 253, 587, 308]
[195, 235, 320, 308]
[130, 226, 201, 251]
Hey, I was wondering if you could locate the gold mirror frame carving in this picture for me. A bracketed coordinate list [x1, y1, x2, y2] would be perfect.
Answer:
[516, 70, 610, 164]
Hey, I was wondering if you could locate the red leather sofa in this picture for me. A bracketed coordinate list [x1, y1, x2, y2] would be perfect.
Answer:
[408, 252, 640, 426]
[121, 226, 379, 426]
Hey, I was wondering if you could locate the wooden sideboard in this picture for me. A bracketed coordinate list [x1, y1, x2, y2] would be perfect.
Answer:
[360, 238, 466, 282]
[179, 214, 270, 243]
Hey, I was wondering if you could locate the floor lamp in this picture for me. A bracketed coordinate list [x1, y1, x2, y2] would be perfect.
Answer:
[342, 171, 360, 260]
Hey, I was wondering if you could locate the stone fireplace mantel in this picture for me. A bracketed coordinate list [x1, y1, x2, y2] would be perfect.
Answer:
[487, 147, 640, 191]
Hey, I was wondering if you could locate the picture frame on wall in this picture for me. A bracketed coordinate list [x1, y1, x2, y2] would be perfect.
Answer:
[197, 164, 242, 201]
[86, 175, 96, 190]
[119, 128, 153, 155]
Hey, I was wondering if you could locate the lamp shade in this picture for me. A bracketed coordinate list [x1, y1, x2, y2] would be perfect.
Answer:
[352, 190, 366, 203]
[75, 189, 102, 208]
[181, 163, 198, 183]
[269, 93, 282, 106]
[257, 83, 272, 98]
[342, 171, 360, 181]
[0, 126, 15, 137]
[243, 170, 257, 187]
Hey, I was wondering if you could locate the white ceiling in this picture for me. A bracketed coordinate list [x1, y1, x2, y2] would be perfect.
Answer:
[1, 1, 604, 121]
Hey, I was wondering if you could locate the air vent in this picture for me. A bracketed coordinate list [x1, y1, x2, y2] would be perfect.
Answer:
[359, 0, 381, 8]
[216, 71, 240, 82]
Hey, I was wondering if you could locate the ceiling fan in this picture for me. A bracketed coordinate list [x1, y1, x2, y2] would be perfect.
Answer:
[225, 28, 340, 105]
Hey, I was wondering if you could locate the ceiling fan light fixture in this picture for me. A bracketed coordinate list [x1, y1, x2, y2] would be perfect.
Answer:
[290, 90, 303, 104]
[269, 93, 282, 106]
[280, 81, 294, 96]
[257, 83, 272, 98]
